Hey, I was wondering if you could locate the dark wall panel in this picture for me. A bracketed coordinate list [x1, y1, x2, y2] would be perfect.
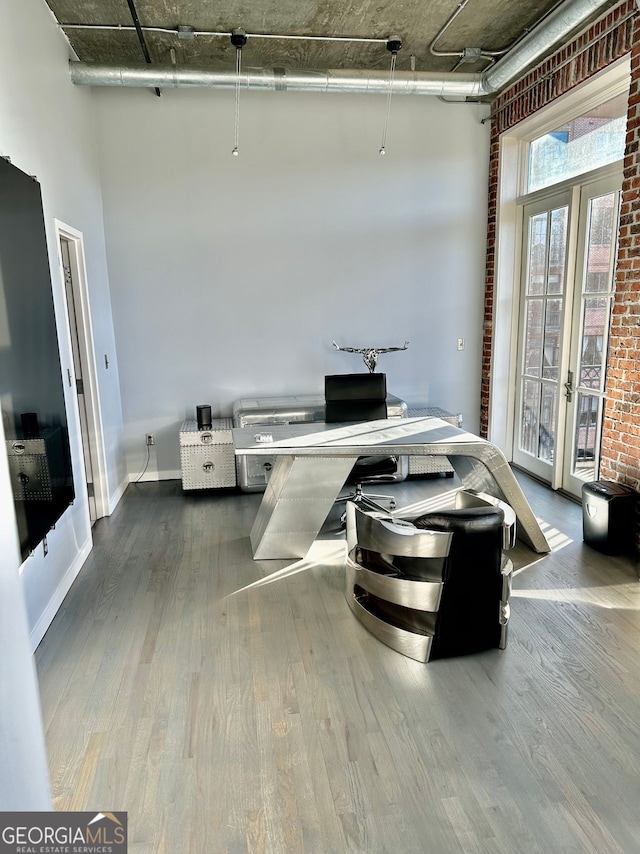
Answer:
[0, 157, 74, 560]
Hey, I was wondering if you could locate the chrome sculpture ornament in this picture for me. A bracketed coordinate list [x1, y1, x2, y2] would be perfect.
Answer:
[332, 340, 409, 372]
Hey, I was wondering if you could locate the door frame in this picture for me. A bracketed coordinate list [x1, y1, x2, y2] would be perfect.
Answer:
[489, 57, 630, 461]
[54, 219, 109, 520]
[512, 171, 621, 493]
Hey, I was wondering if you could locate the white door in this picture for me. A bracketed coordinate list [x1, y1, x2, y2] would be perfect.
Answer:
[512, 190, 573, 483]
[60, 237, 97, 523]
[561, 176, 621, 496]
[512, 173, 621, 497]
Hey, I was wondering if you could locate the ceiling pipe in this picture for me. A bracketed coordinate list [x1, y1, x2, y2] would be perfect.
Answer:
[68, 0, 619, 99]
[429, 0, 567, 63]
[483, 0, 618, 94]
[69, 64, 485, 97]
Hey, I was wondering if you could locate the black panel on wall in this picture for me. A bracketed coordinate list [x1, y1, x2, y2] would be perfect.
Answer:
[0, 157, 74, 561]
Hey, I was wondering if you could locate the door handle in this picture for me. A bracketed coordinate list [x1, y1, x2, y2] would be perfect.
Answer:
[564, 370, 574, 402]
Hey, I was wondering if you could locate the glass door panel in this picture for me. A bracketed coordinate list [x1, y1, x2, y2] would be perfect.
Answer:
[543, 298, 562, 380]
[540, 384, 558, 463]
[572, 392, 601, 478]
[523, 300, 543, 376]
[548, 207, 568, 294]
[521, 380, 541, 455]
[528, 213, 548, 295]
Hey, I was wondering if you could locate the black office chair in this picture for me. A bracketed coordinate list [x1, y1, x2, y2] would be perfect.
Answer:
[324, 372, 398, 516]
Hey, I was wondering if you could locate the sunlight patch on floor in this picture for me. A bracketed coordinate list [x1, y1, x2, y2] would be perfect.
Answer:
[227, 539, 346, 597]
[511, 556, 550, 577]
[536, 518, 574, 552]
[512, 582, 640, 610]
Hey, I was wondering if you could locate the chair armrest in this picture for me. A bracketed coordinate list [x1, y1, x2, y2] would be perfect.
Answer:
[345, 501, 452, 558]
[454, 489, 517, 550]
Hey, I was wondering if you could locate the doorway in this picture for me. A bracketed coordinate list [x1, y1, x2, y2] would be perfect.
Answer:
[55, 221, 108, 522]
[512, 173, 621, 497]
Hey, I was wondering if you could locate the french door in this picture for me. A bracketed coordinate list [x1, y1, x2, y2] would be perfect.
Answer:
[512, 173, 621, 497]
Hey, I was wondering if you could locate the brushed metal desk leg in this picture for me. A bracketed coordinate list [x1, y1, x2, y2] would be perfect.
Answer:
[447, 452, 550, 553]
[250, 455, 357, 560]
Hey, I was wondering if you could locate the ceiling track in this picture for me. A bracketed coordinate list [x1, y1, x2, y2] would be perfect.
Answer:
[59, 24, 388, 45]
[67, 0, 620, 99]
[125, 0, 160, 97]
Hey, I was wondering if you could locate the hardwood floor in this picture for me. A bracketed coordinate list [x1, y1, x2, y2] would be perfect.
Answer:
[35, 473, 640, 853]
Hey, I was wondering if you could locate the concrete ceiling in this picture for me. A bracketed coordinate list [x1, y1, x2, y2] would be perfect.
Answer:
[43, 0, 607, 83]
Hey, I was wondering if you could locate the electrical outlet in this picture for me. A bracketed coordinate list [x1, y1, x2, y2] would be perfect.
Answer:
[146, 433, 155, 446]
[457, 338, 465, 351]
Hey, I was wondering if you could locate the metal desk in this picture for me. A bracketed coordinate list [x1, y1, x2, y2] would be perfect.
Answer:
[233, 416, 550, 560]
[232, 393, 408, 491]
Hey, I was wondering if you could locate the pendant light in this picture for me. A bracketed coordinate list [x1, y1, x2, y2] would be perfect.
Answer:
[379, 35, 403, 155]
[230, 28, 247, 156]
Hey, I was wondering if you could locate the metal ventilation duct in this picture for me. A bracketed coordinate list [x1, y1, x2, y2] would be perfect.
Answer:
[483, 0, 617, 93]
[69, 64, 485, 97]
[68, 0, 618, 98]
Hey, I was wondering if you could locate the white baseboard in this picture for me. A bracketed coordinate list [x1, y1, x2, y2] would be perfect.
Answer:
[108, 475, 129, 514]
[29, 538, 92, 652]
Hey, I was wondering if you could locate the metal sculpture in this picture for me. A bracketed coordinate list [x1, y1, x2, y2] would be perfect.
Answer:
[332, 340, 409, 373]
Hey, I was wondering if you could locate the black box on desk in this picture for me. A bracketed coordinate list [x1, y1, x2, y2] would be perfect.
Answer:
[581, 481, 637, 555]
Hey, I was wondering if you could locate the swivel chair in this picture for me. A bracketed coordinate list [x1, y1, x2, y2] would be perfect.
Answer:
[344, 498, 513, 662]
[324, 373, 398, 516]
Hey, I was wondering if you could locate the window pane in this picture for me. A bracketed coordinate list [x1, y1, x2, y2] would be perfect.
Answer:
[527, 213, 547, 295]
[521, 380, 540, 456]
[547, 207, 568, 294]
[527, 93, 627, 193]
[542, 298, 562, 380]
[579, 298, 607, 391]
[523, 300, 544, 377]
[539, 385, 557, 462]
[585, 193, 616, 293]
[573, 392, 600, 480]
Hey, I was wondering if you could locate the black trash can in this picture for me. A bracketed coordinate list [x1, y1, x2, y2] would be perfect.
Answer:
[581, 481, 638, 555]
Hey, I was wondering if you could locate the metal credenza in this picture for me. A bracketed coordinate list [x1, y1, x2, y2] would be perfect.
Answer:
[232, 394, 408, 492]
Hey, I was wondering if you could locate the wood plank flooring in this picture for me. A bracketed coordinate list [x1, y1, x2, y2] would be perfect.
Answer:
[35, 473, 640, 853]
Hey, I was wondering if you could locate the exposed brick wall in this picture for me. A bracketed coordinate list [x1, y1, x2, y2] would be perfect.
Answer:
[600, 20, 640, 489]
[482, 0, 638, 493]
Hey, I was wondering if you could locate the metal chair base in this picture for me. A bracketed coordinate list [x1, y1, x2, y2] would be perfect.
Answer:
[335, 482, 396, 524]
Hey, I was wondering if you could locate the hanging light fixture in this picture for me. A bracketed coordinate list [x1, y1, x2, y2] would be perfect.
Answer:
[379, 35, 402, 156]
[230, 28, 247, 156]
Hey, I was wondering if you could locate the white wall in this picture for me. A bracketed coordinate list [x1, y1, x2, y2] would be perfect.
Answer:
[0, 0, 126, 645]
[0, 0, 488, 807]
[0, 420, 51, 808]
[0, 0, 126, 804]
[94, 86, 490, 479]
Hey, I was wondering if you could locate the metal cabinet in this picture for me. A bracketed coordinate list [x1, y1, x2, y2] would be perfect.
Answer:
[179, 419, 236, 490]
[406, 407, 462, 477]
[5, 427, 65, 500]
